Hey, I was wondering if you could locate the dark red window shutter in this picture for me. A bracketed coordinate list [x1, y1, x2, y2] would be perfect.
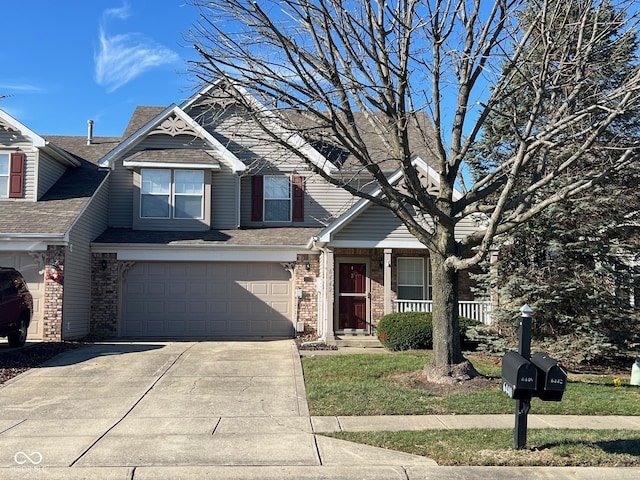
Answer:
[292, 175, 304, 222]
[9, 152, 25, 198]
[251, 175, 263, 221]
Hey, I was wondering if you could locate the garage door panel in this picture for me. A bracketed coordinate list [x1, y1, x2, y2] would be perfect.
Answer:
[168, 301, 187, 314]
[122, 262, 294, 337]
[251, 282, 269, 295]
[271, 301, 291, 315]
[125, 301, 144, 314]
[147, 302, 166, 314]
[0, 253, 44, 340]
[126, 281, 144, 295]
[146, 264, 167, 276]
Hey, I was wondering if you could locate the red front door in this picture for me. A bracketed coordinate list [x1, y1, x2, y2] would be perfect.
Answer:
[338, 262, 367, 330]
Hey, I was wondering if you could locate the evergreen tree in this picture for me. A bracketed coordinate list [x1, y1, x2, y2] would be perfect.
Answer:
[473, 0, 640, 363]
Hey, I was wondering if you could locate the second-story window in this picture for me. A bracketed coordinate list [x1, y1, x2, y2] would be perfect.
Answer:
[141, 169, 203, 219]
[264, 175, 291, 222]
[0, 153, 9, 198]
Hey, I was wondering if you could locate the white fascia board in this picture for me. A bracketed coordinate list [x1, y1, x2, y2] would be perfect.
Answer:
[123, 161, 221, 170]
[413, 156, 463, 200]
[98, 105, 177, 169]
[317, 157, 463, 243]
[170, 108, 246, 173]
[43, 141, 81, 167]
[232, 85, 338, 175]
[99, 104, 246, 173]
[327, 239, 429, 249]
[0, 240, 50, 251]
[316, 175, 399, 243]
[0, 109, 46, 147]
[179, 81, 222, 111]
[0, 231, 68, 249]
[90, 243, 310, 262]
[109, 248, 299, 262]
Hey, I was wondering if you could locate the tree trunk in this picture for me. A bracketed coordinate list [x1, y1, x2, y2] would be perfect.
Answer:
[424, 234, 479, 383]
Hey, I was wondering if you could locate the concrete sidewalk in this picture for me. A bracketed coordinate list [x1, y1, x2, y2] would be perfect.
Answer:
[312, 414, 640, 432]
[1, 340, 639, 479]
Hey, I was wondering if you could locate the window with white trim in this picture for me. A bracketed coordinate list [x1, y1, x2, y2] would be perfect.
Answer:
[140, 169, 204, 219]
[397, 257, 432, 300]
[264, 175, 291, 221]
[0, 153, 8, 198]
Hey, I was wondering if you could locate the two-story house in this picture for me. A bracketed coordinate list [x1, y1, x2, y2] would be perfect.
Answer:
[1, 85, 486, 344]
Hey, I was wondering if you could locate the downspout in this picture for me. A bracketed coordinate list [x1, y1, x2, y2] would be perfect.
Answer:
[303, 236, 329, 344]
[236, 174, 241, 228]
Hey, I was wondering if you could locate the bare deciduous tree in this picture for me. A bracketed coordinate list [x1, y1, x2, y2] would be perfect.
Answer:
[186, 0, 640, 382]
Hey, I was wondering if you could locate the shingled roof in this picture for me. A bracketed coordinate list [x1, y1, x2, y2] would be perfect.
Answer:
[93, 226, 322, 247]
[0, 136, 118, 236]
[123, 104, 436, 174]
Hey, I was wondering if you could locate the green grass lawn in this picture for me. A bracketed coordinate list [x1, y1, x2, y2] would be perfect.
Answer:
[329, 429, 640, 466]
[302, 351, 640, 416]
[303, 351, 640, 466]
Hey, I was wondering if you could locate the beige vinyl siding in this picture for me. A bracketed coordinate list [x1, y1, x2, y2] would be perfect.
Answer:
[36, 152, 68, 199]
[211, 160, 238, 229]
[109, 134, 233, 229]
[108, 158, 134, 227]
[198, 105, 304, 170]
[240, 174, 359, 228]
[1, 132, 35, 201]
[63, 176, 110, 339]
[130, 134, 210, 152]
[334, 204, 484, 245]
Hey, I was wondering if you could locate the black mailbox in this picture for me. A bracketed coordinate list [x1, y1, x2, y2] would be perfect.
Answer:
[531, 352, 567, 401]
[501, 351, 538, 399]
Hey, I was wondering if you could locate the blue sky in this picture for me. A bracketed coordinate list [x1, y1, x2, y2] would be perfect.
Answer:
[1, 1, 200, 137]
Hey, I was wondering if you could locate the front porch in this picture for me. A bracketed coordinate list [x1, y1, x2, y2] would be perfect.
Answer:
[394, 299, 492, 325]
[319, 247, 488, 341]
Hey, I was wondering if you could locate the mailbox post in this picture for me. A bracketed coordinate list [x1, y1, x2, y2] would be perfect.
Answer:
[501, 305, 567, 450]
[515, 304, 533, 450]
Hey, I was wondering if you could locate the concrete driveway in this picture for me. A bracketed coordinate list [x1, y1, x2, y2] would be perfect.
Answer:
[0, 340, 432, 479]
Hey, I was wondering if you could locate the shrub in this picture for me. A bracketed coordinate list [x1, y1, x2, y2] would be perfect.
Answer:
[376, 312, 433, 351]
[376, 313, 483, 352]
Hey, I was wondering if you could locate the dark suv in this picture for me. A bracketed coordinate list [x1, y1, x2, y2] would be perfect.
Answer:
[0, 267, 33, 347]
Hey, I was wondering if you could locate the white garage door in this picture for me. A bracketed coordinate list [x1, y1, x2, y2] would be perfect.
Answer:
[0, 253, 44, 340]
[121, 262, 294, 337]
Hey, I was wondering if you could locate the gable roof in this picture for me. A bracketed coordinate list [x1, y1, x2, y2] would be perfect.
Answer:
[312, 157, 454, 246]
[0, 109, 81, 167]
[184, 84, 341, 176]
[99, 105, 246, 173]
[0, 109, 45, 147]
[0, 135, 114, 241]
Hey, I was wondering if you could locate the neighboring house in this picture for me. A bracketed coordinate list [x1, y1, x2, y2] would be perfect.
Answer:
[0, 110, 117, 341]
[1, 86, 487, 343]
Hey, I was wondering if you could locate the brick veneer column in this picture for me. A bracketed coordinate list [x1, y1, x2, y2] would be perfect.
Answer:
[294, 254, 320, 334]
[43, 246, 65, 341]
[90, 253, 119, 338]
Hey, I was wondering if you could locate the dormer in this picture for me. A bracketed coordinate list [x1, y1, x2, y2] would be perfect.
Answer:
[0, 109, 80, 202]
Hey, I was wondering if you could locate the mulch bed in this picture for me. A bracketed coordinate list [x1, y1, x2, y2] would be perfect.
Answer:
[295, 333, 338, 351]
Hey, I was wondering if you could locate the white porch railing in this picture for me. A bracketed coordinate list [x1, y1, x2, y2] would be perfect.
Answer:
[393, 300, 492, 325]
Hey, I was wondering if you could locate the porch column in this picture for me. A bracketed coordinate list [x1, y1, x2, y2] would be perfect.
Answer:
[383, 248, 392, 315]
[324, 248, 336, 340]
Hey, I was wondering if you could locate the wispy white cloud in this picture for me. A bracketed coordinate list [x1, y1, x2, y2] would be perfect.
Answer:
[0, 83, 44, 93]
[94, 3, 180, 92]
[104, 2, 132, 20]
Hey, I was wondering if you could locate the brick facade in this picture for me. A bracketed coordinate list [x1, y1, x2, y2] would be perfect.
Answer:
[90, 253, 120, 338]
[86, 249, 478, 340]
[293, 254, 320, 334]
[43, 246, 65, 341]
[332, 247, 477, 333]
